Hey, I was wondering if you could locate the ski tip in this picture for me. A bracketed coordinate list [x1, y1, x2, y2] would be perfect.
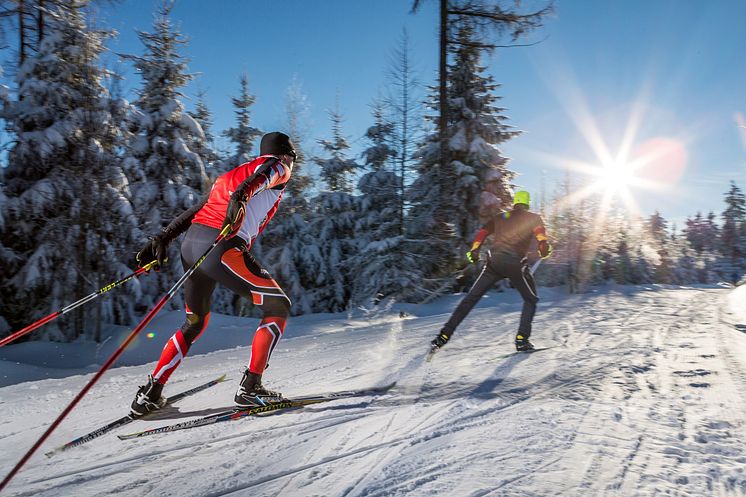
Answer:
[44, 448, 61, 458]
[425, 345, 440, 362]
[378, 381, 397, 391]
[216, 373, 228, 383]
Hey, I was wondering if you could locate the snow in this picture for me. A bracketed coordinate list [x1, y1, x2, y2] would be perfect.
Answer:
[2, 285, 746, 496]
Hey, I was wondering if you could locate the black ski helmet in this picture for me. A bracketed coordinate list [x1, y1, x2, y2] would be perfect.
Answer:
[260, 132, 296, 159]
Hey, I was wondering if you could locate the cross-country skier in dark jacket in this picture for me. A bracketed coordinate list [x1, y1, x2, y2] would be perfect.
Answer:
[430, 190, 552, 353]
[130, 132, 297, 417]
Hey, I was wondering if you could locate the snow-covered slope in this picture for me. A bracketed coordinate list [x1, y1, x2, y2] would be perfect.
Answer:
[2, 285, 746, 496]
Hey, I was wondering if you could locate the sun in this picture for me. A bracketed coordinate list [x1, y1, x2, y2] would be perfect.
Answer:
[597, 157, 636, 194]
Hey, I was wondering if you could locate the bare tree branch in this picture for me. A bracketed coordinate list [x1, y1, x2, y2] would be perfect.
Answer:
[448, 35, 548, 49]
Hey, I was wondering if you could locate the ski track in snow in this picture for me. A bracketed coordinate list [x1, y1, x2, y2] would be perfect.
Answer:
[2, 286, 746, 496]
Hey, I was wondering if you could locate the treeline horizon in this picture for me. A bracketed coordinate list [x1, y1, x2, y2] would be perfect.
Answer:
[0, 1, 744, 344]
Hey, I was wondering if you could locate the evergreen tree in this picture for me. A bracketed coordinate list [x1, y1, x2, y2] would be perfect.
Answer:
[253, 79, 317, 315]
[447, 23, 519, 244]
[670, 225, 701, 284]
[410, 0, 550, 188]
[386, 29, 422, 236]
[221, 73, 261, 171]
[719, 181, 746, 281]
[407, 22, 520, 297]
[647, 210, 673, 283]
[684, 212, 706, 253]
[0, 1, 141, 342]
[704, 211, 720, 252]
[350, 103, 419, 306]
[406, 115, 456, 296]
[307, 108, 359, 312]
[281, 77, 313, 201]
[188, 88, 221, 179]
[541, 174, 586, 291]
[121, 2, 208, 307]
[315, 105, 358, 193]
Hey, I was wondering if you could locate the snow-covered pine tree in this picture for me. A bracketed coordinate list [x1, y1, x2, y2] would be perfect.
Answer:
[252, 79, 317, 315]
[669, 224, 701, 284]
[386, 29, 423, 236]
[703, 211, 721, 254]
[447, 22, 519, 245]
[220, 73, 261, 172]
[307, 106, 360, 312]
[188, 88, 221, 180]
[350, 103, 419, 307]
[684, 210, 721, 282]
[647, 210, 674, 284]
[120, 2, 208, 307]
[0, 1, 142, 342]
[405, 119, 452, 287]
[543, 173, 586, 292]
[407, 21, 519, 297]
[282, 77, 313, 201]
[612, 218, 652, 285]
[718, 181, 746, 282]
[684, 212, 704, 254]
[315, 105, 358, 193]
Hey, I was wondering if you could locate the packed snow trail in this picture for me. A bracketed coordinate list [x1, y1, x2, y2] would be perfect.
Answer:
[1, 285, 745, 496]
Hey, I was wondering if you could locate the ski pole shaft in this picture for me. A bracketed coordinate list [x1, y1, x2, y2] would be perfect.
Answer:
[0, 226, 229, 492]
[0, 261, 158, 348]
[530, 259, 542, 274]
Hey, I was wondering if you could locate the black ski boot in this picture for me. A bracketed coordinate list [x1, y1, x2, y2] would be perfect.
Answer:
[426, 332, 450, 361]
[515, 334, 535, 352]
[430, 332, 450, 351]
[234, 370, 284, 408]
[130, 375, 167, 417]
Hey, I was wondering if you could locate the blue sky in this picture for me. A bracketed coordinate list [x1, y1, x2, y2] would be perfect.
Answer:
[10, 0, 746, 226]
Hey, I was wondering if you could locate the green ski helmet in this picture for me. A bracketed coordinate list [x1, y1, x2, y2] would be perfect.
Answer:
[513, 190, 530, 208]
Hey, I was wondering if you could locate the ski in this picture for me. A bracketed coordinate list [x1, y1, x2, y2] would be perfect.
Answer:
[118, 382, 396, 440]
[497, 346, 556, 358]
[44, 374, 227, 457]
[428, 344, 555, 363]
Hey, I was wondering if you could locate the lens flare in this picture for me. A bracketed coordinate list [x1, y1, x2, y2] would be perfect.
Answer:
[630, 137, 688, 186]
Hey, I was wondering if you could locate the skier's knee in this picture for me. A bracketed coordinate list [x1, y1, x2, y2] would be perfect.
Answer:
[261, 295, 291, 319]
[181, 312, 211, 345]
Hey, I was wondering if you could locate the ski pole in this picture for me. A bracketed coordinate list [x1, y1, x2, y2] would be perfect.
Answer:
[0, 225, 230, 492]
[0, 261, 159, 348]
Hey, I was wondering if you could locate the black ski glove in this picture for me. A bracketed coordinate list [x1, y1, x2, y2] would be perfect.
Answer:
[221, 191, 246, 237]
[136, 200, 207, 268]
[136, 233, 169, 269]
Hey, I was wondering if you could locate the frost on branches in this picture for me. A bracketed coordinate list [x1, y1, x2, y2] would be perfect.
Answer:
[0, 2, 142, 342]
[350, 105, 420, 307]
[220, 74, 262, 174]
[407, 23, 519, 297]
[120, 3, 208, 307]
[307, 110, 360, 312]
